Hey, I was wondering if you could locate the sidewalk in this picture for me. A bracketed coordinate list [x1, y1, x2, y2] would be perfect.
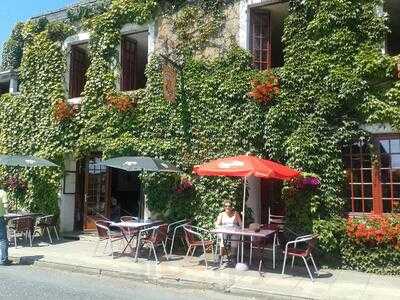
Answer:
[9, 238, 400, 300]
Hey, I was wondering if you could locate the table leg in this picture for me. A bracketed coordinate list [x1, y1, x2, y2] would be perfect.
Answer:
[121, 232, 135, 255]
[134, 232, 141, 262]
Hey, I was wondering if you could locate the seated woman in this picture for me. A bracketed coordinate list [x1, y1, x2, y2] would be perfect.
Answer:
[215, 200, 242, 259]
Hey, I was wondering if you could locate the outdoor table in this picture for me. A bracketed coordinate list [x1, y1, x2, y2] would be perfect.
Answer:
[110, 219, 162, 256]
[211, 227, 276, 267]
[4, 212, 43, 222]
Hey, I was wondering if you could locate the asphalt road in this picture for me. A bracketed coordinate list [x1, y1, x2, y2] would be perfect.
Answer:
[0, 264, 254, 300]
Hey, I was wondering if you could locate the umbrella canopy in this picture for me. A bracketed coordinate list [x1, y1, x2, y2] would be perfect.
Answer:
[193, 155, 300, 180]
[0, 155, 58, 167]
[100, 156, 178, 172]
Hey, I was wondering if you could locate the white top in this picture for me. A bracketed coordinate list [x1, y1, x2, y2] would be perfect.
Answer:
[216, 211, 242, 228]
[0, 189, 7, 217]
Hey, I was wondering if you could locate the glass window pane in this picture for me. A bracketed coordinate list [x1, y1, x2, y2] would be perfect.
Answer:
[393, 170, 400, 183]
[346, 185, 351, 198]
[363, 170, 372, 183]
[381, 169, 391, 183]
[353, 184, 362, 197]
[354, 199, 362, 212]
[364, 184, 372, 197]
[352, 156, 361, 169]
[383, 200, 392, 213]
[380, 154, 390, 168]
[362, 155, 371, 168]
[382, 184, 392, 198]
[380, 140, 390, 154]
[352, 170, 361, 182]
[394, 184, 400, 198]
[394, 200, 400, 212]
[391, 139, 400, 154]
[364, 199, 373, 212]
[391, 154, 400, 169]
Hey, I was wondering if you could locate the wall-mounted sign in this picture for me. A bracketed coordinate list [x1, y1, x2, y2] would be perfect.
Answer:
[162, 63, 177, 102]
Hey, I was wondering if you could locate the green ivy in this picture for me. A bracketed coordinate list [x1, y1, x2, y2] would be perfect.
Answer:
[0, 0, 400, 273]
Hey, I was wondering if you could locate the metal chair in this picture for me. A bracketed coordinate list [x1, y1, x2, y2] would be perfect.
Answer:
[281, 234, 319, 281]
[94, 220, 124, 259]
[135, 224, 169, 264]
[248, 224, 278, 272]
[268, 207, 285, 226]
[183, 225, 214, 269]
[34, 215, 59, 244]
[166, 219, 190, 255]
[8, 216, 34, 248]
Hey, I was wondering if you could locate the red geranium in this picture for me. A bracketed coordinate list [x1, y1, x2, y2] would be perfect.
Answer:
[346, 214, 400, 249]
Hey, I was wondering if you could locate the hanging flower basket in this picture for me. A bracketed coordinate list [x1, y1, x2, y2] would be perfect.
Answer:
[53, 100, 76, 123]
[106, 91, 137, 112]
[249, 71, 280, 104]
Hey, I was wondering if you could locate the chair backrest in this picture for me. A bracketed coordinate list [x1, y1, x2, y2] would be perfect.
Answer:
[182, 225, 207, 245]
[37, 215, 56, 226]
[305, 235, 317, 256]
[121, 216, 138, 222]
[151, 224, 168, 244]
[183, 225, 196, 245]
[268, 207, 285, 225]
[167, 219, 189, 234]
[291, 234, 317, 256]
[95, 220, 112, 239]
[15, 216, 34, 232]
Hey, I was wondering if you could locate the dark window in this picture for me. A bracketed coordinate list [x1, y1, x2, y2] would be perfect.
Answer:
[121, 36, 137, 91]
[343, 135, 400, 214]
[385, 0, 400, 56]
[250, 9, 271, 70]
[69, 45, 89, 98]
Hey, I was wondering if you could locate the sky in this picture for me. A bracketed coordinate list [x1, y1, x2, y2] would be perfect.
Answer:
[0, 0, 78, 52]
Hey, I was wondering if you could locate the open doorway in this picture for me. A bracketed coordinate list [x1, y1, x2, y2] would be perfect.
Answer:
[109, 168, 141, 221]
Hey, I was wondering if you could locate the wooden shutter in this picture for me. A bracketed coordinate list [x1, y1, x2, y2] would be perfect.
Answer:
[250, 10, 272, 70]
[121, 37, 137, 91]
[69, 45, 89, 98]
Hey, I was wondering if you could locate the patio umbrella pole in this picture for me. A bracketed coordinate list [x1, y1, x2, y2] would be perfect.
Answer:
[241, 176, 247, 263]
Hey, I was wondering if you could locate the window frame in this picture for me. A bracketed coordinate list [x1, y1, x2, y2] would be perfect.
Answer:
[120, 35, 138, 91]
[69, 43, 89, 99]
[249, 8, 272, 70]
[344, 133, 400, 215]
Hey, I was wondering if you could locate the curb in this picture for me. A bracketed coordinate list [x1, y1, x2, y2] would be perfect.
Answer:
[11, 256, 315, 300]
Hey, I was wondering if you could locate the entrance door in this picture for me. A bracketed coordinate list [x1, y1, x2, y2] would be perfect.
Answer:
[83, 156, 110, 231]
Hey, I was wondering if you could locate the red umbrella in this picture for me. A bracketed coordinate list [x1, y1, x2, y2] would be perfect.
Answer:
[193, 155, 300, 263]
[193, 155, 299, 180]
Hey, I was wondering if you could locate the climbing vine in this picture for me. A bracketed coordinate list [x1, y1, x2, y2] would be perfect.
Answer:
[0, 0, 399, 273]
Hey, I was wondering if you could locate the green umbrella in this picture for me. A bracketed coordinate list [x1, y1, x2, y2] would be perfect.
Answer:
[100, 156, 178, 172]
[0, 155, 58, 167]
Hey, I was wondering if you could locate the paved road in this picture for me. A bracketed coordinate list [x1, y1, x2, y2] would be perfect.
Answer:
[0, 264, 254, 300]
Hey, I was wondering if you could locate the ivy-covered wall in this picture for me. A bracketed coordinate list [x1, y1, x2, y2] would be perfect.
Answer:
[0, 0, 399, 273]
